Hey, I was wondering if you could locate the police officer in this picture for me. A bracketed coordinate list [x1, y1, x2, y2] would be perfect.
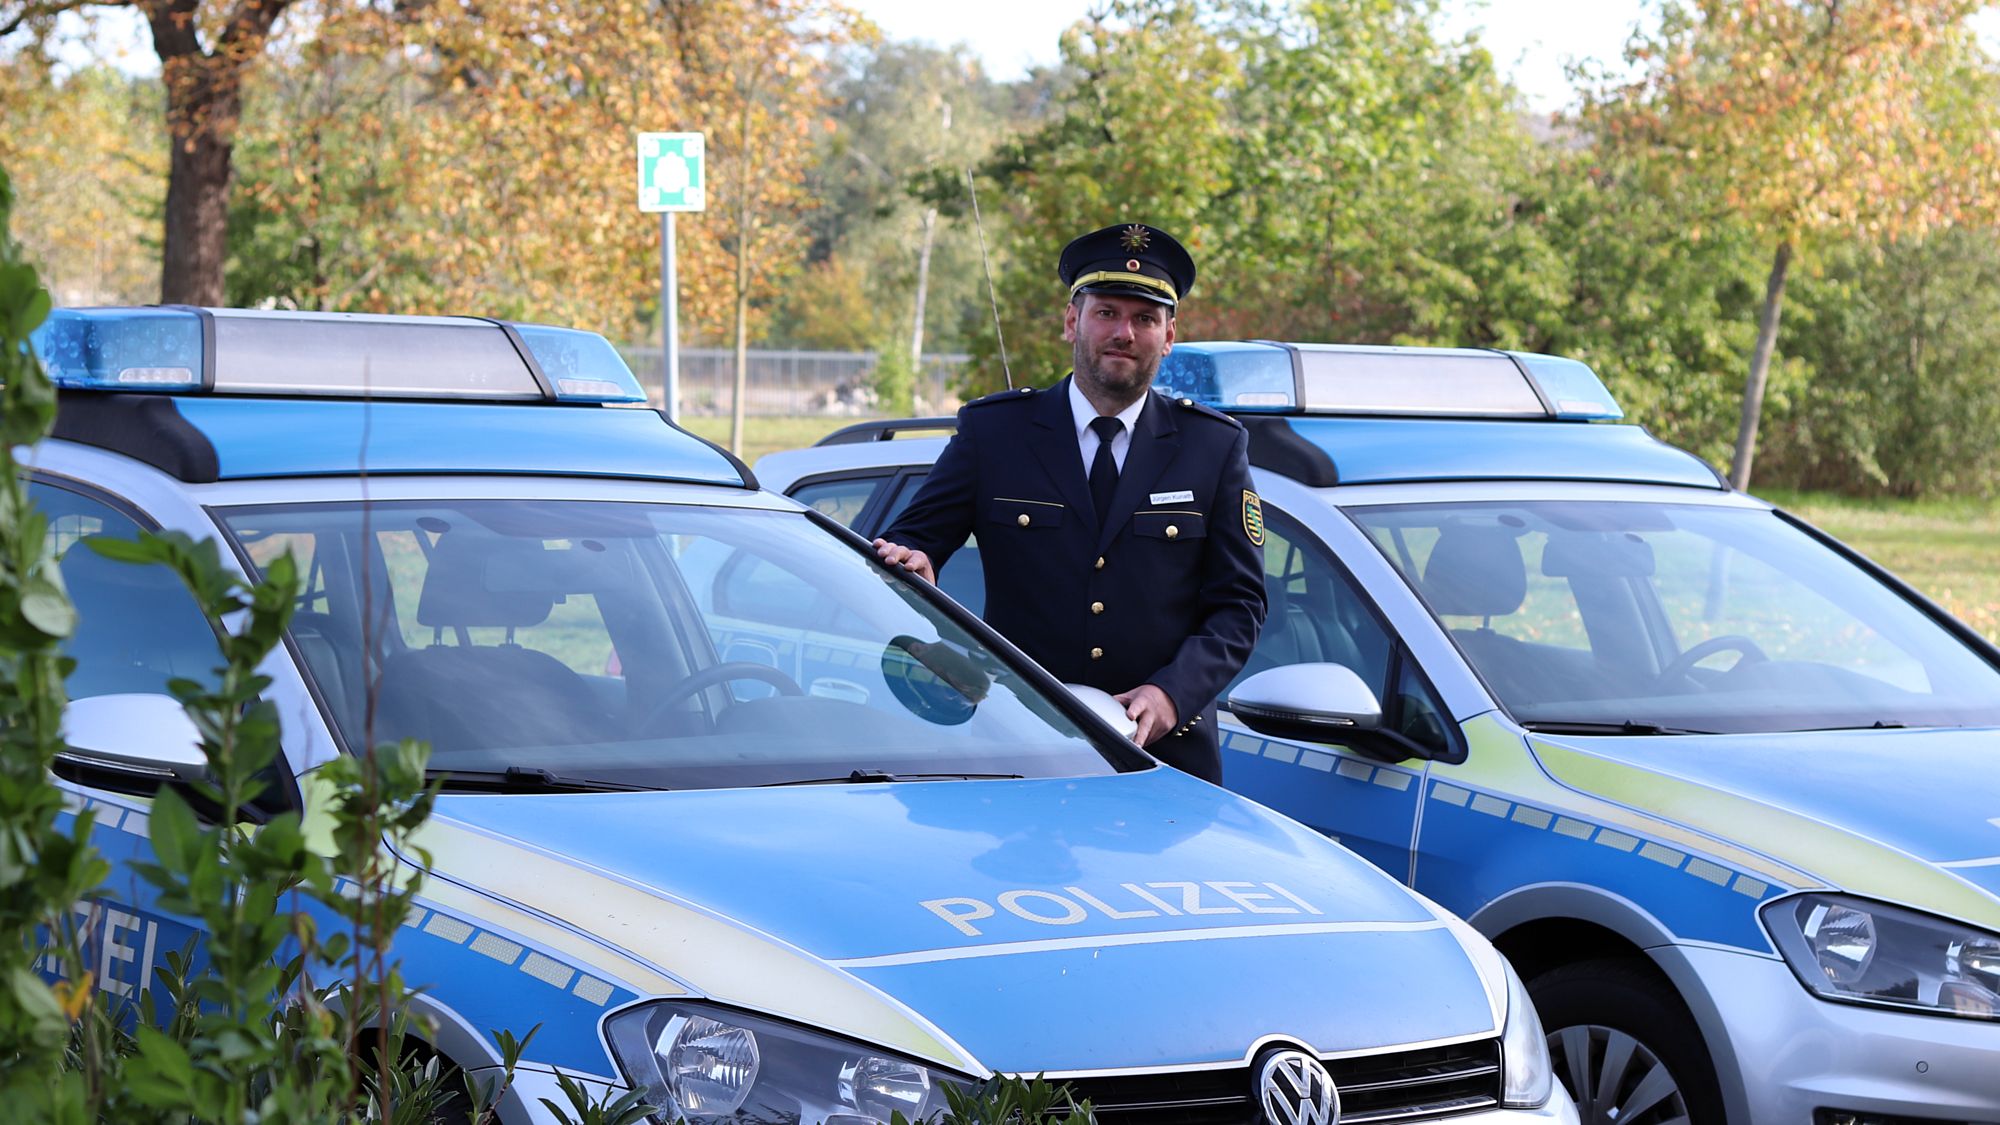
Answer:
[873, 222, 1267, 782]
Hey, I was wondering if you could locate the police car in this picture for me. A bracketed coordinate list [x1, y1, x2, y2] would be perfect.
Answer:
[758, 341, 2000, 1125]
[29, 310, 1576, 1124]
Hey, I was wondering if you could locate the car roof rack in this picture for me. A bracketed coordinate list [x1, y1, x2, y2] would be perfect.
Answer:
[816, 417, 959, 446]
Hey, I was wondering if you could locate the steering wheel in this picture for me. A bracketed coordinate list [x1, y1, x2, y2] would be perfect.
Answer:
[1655, 634, 1769, 687]
[641, 661, 804, 732]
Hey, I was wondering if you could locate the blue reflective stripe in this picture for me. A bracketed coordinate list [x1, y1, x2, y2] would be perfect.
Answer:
[173, 399, 743, 485]
[1287, 417, 1723, 488]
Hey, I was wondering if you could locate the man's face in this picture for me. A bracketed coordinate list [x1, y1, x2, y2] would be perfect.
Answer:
[1064, 291, 1175, 405]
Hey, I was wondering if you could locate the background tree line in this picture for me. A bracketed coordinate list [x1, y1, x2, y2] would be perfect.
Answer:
[4, 0, 1999, 496]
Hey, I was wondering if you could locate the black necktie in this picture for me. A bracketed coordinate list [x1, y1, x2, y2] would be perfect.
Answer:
[1088, 415, 1123, 526]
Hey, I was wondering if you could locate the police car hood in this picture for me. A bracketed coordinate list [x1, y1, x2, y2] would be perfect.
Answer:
[422, 767, 1501, 1074]
[1530, 725, 2000, 929]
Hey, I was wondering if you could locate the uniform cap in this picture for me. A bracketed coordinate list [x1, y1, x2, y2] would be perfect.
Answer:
[1058, 223, 1196, 308]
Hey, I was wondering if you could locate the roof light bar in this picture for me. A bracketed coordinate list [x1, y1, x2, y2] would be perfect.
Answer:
[30, 307, 649, 405]
[1155, 341, 1623, 421]
[513, 324, 648, 403]
[31, 307, 206, 391]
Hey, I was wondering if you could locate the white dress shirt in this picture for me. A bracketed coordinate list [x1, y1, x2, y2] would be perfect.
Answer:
[1069, 378, 1150, 473]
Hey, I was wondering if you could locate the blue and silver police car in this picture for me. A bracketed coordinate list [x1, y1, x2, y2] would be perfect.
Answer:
[758, 342, 2000, 1125]
[30, 310, 1575, 1124]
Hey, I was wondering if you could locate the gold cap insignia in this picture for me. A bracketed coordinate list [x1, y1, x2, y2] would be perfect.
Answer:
[1120, 224, 1151, 252]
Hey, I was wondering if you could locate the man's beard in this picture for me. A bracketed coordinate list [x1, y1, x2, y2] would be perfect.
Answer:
[1073, 337, 1157, 406]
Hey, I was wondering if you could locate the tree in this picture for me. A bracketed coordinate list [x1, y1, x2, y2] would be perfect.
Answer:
[0, 60, 164, 305]
[1584, 0, 2000, 489]
[1, 0, 301, 305]
[668, 0, 856, 451]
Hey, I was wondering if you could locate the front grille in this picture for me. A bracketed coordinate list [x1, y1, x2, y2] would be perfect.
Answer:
[1056, 1038, 1501, 1124]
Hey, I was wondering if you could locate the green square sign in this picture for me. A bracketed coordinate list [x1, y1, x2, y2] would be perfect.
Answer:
[638, 132, 705, 213]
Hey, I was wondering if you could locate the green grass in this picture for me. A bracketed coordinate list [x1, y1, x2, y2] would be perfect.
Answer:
[1756, 489, 2000, 641]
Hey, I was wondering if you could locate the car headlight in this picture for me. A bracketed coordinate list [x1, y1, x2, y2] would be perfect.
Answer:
[1500, 958, 1554, 1107]
[1764, 894, 2000, 1020]
[605, 1001, 964, 1124]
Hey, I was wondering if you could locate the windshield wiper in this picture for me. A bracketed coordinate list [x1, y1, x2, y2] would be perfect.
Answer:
[761, 769, 1025, 787]
[1521, 720, 1719, 736]
[427, 767, 657, 794]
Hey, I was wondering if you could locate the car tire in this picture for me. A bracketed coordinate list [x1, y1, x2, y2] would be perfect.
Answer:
[1530, 957, 1726, 1125]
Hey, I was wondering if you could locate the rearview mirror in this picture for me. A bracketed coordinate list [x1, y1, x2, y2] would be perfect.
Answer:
[60, 693, 206, 780]
[1227, 663, 1383, 744]
[1064, 683, 1139, 742]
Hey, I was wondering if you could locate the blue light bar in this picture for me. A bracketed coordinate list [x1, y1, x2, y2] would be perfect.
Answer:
[31, 308, 205, 391]
[1154, 342, 1296, 410]
[1510, 352, 1623, 420]
[1156, 341, 1624, 422]
[514, 324, 648, 403]
[28, 307, 650, 406]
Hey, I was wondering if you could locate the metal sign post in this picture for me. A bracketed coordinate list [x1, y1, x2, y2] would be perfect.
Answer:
[637, 131, 707, 423]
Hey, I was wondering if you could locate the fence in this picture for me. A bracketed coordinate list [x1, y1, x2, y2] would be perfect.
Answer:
[616, 346, 971, 417]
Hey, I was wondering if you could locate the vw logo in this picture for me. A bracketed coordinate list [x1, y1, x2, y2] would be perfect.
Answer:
[1254, 1047, 1340, 1125]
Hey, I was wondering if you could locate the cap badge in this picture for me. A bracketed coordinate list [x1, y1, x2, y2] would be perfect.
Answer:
[1126, 258, 1141, 271]
[1120, 224, 1151, 252]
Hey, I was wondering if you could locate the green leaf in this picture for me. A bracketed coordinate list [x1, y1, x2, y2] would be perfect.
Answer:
[19, 576, 75, 639]
[81, 536, 162, 564]
[6, 965, 67, 1040]
[146, 787, 203, 875]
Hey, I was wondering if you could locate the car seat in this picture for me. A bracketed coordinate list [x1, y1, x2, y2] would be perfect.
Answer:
[375, 533, 616, 753]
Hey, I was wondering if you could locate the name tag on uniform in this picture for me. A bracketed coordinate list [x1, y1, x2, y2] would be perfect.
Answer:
[1150, 490, 1195, 504]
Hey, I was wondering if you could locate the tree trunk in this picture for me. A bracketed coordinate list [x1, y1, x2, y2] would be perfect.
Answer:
[144, 0, 295, 306]
[909, 207, 937, 378]
[1729, 240, 1793, 491]
[158, 86, 241, 307]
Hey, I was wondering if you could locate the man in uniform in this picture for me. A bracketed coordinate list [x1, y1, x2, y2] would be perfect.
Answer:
[873, 222, 1267, 782]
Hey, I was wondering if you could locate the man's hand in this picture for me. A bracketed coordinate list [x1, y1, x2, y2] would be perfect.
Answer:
[1114, 683, 1179, 746]
[872, 538, 936, 584]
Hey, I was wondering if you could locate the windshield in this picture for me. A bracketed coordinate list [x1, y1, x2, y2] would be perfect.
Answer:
[1349, 499, 2000, 734]
[219, 500, 1124, 788]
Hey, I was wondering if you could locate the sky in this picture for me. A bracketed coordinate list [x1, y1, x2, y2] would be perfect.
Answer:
[852, 0, 1657, 113]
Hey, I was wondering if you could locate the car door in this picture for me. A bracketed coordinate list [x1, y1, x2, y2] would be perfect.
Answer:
[1214, 503, 1456, 879]
[33, 478, 224, 1021]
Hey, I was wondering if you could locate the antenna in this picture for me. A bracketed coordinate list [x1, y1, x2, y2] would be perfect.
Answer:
[964, 168, 1013, 391]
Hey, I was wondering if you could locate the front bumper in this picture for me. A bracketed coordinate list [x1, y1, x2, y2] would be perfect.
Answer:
[1682, 945, 2000, 1123]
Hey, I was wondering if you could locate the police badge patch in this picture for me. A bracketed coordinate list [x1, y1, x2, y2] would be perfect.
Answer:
[1243, 490, 1265, 546]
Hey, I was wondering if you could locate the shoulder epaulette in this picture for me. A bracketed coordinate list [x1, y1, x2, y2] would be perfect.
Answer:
[1163, 392, 1243, 428]
[963, 385, 1042, 409]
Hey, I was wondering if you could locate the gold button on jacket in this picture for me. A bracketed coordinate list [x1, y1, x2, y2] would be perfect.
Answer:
[1090, 647, 1104, 660]
[1091, 601, 1104, 614]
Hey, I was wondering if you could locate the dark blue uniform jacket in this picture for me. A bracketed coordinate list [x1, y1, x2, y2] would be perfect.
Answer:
[882, 377, 1268, 781]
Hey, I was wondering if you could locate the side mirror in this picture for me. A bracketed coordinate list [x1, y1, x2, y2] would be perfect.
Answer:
[60, 693, 206, 781]
[1227, 663, 1383, 745]
[1064, 683, 1139, 742]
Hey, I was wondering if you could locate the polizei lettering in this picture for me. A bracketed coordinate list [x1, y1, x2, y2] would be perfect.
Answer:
[920, 881, 1325, 937]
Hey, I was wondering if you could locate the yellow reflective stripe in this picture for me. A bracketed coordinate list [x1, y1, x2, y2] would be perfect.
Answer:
[1451, 715, 1812, 888]
[1069, 270, 1176, 300]
[1531, 738, 2000, 931]
[416, 820, 981, 1072]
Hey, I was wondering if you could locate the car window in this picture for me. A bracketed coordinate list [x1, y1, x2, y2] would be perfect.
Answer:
[1353, 500, 2000, 734]
[1231, 507, 1449, 756]
[791, 475, 886, 529]
[879, 473, 929, 531]
[30, 481, 219, 701]
[216, 500, 1125, 788]
[860, 472, 987, 616]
